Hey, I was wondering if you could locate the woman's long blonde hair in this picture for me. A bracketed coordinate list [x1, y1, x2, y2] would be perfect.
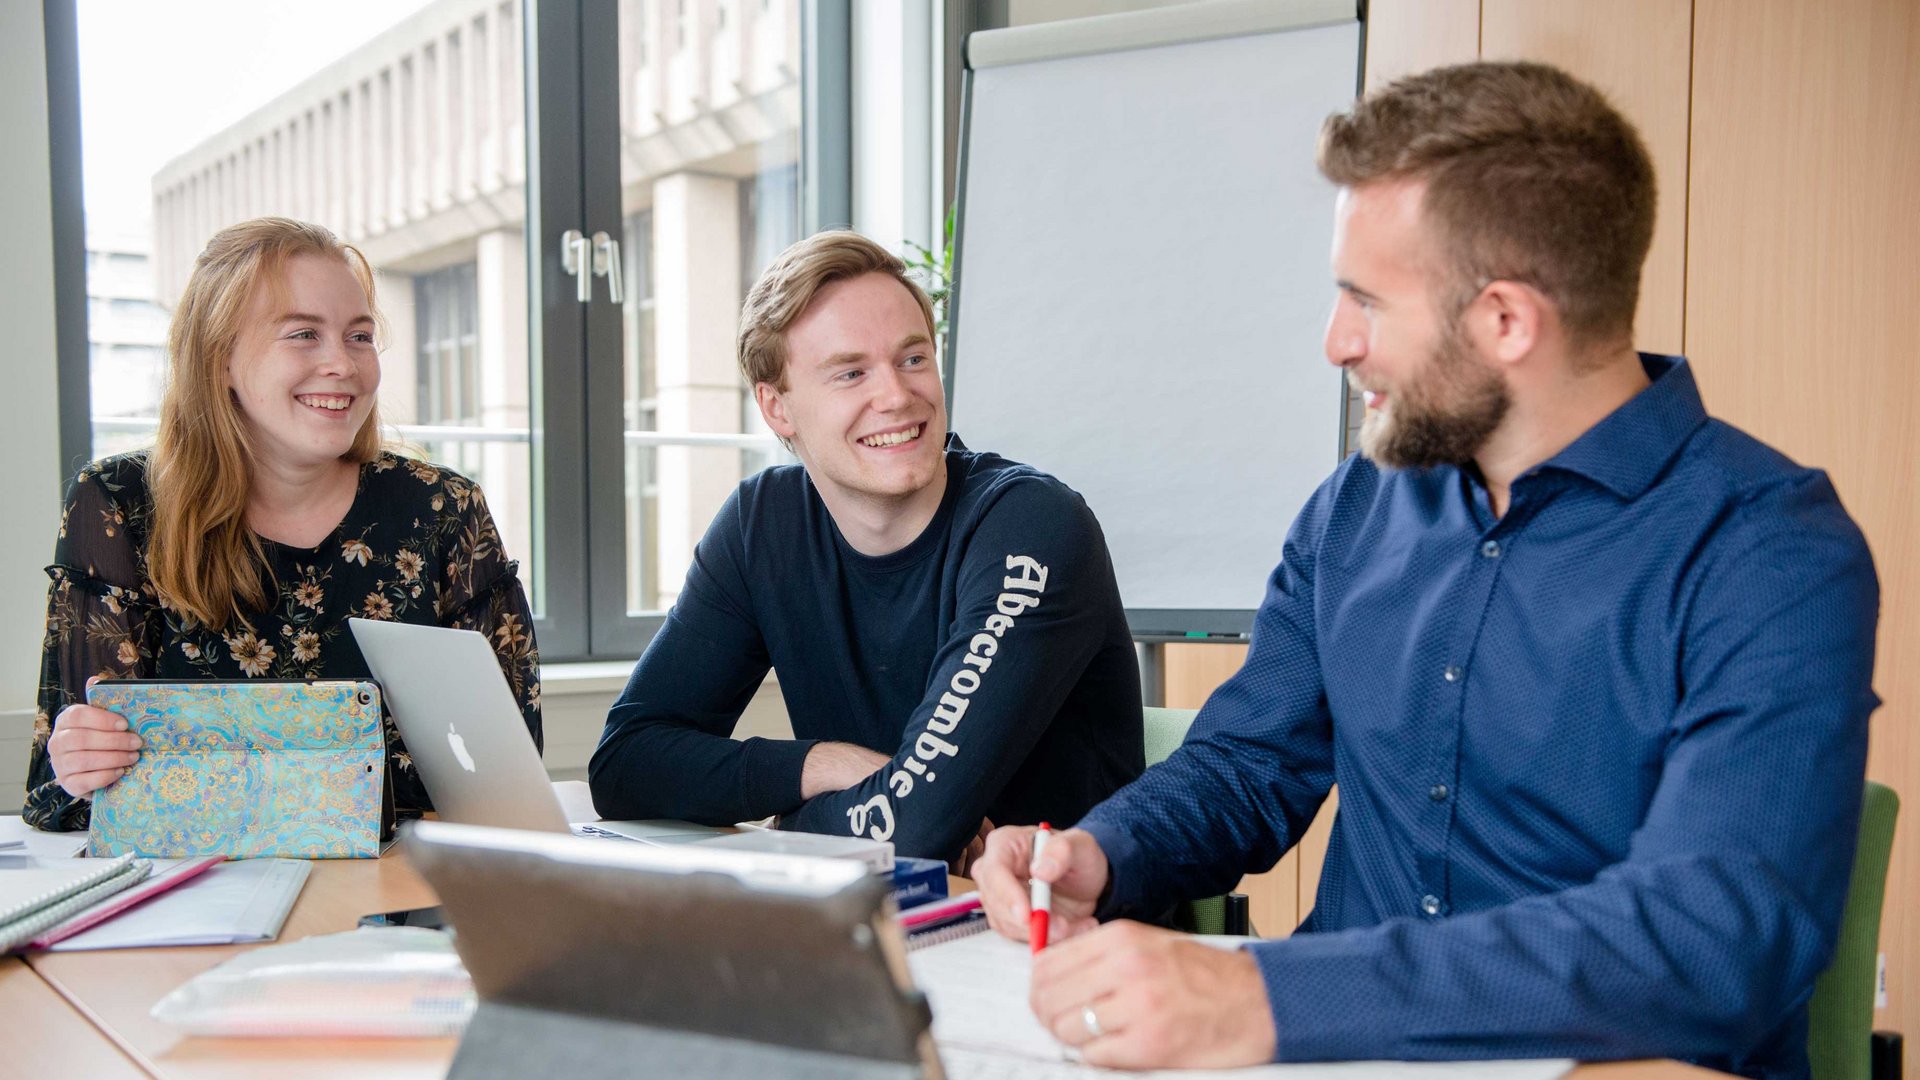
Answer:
[148, 217, 384, 629]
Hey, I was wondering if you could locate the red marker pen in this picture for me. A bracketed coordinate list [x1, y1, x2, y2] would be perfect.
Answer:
[1029, 822, 1052, 953]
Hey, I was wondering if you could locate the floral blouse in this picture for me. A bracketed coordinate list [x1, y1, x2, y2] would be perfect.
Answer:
[24, 450, 542, 831]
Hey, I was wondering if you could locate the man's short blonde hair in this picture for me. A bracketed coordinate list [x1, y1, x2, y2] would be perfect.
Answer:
[1318, 61, 1656, 352]
[738, 230, 938, 390]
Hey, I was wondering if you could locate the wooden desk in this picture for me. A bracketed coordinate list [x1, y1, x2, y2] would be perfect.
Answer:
[24, 858, 450, 1080]
[2, 955, 147, 1077]
[19, 854, 1723, 1079]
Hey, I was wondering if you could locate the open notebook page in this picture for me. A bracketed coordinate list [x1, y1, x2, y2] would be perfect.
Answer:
[906, 930, 1575, 1080]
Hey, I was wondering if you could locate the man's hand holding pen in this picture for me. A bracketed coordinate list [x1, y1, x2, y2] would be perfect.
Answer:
[974, 823, 1278, 1071]
[975, 824, 1106, 945]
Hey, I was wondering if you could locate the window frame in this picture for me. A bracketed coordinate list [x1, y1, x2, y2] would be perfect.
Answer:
[534, 0, 853, 661]
[576, 0, 850, 659]
[46, 0, 90, 484]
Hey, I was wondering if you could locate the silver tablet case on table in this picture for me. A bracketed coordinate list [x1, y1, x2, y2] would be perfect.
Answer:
[407, 821, 941, 1080]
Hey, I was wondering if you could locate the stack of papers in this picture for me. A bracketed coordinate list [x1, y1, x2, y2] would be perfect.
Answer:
[46, 858, 311, 951]
[29, 856, 225, 948]
[3, 815, 309, 951]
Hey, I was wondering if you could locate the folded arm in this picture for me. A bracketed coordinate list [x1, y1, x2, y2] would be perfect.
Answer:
[780, 480, 1123, 860]
[588, 491, 815, 824]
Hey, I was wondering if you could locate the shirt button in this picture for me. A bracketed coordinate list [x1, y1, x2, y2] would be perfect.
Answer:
[1421, 894, 1442, 916]
[1429, 784, 1449, 802]
[1480, 539, 1501, 558]
[1443, 665, 1462, 683]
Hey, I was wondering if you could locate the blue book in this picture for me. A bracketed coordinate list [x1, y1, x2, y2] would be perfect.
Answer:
[890, 857, 948, 910]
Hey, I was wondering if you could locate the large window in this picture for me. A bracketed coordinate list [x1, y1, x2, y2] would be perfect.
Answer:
[414, 264, 480, 429]
[62, 0, 835, 660]
[600, 0, 798, 640]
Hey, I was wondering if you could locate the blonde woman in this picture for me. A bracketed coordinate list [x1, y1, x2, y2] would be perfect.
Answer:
[24, 217, 541, 831]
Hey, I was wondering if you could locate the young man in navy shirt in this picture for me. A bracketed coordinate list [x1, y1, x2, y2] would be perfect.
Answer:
[589, 230, 1143, 866]
[973, 62, 1878, 1079]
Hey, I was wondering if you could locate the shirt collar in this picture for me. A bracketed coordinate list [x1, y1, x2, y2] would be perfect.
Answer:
[1529, 353, 1707, 502]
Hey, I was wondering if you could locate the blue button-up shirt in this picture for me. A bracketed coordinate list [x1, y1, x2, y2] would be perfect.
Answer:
[1079, 355, 1880, 1079]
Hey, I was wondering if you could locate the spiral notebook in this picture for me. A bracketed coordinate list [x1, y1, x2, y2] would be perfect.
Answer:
[907, 910, 988, 950]
[903, 893, 989, 951]
[0, 854, 149, 953]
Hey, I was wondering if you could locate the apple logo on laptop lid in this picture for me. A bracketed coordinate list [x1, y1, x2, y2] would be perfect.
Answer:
[447, 723, 477, 773]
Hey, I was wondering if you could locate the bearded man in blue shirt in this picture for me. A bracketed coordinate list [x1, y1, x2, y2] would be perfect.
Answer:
[972, 61, 1880, 1080]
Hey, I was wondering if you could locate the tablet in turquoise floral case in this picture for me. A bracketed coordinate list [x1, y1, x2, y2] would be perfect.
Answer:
[86, 680, 385, 859]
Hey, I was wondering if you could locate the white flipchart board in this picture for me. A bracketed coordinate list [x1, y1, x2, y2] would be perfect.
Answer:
[948, 0, 1360, 635]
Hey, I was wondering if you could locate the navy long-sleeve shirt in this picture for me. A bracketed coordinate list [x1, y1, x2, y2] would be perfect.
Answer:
[1078, 355, 1879, 1079]
[590, 437, 1143, 860]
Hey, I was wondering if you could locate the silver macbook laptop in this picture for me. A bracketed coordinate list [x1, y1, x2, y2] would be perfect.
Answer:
[347, 618, 727, 844]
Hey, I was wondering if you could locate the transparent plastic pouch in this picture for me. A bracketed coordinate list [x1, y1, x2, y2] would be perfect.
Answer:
[151, 926, 475, 1037]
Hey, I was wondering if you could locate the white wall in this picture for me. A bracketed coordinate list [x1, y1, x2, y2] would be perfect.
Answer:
[539, 665, 793, 782]
[0, 4, 65, 812]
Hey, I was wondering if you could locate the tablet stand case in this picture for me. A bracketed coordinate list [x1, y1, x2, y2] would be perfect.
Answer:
[86, 680, 387, 859]
[412, 832, 941, 1080]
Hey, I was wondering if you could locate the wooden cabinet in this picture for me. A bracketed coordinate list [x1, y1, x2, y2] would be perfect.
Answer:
[1360, 0, 1480, 87]
[1686, 0, 1920, 1033]
[1480, 0, 1692, 355]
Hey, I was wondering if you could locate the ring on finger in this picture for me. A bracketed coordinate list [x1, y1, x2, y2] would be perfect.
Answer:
[1082, 1003, 1105, 1039]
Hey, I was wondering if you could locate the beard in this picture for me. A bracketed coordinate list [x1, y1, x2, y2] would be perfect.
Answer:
[1357, 319, 1510, 470]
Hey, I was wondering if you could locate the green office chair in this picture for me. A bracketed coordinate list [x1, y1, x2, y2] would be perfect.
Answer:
[1140, 706, 1200, 770]
[1808, 780, 1901, 1080]
[1142, 706, 1248, 936]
